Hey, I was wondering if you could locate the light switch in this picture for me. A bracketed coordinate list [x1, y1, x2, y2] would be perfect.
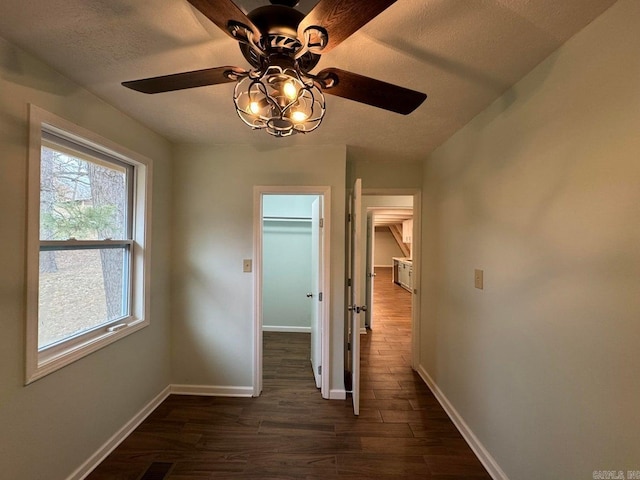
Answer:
[474, 269, 483, 289]
[243, 259, 252, 273]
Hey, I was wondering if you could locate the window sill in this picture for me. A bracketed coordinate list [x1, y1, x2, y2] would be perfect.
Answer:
[26, 317, 148, 385]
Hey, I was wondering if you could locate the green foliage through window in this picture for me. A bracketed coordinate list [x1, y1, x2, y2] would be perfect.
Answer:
[42, 203, 116, 240]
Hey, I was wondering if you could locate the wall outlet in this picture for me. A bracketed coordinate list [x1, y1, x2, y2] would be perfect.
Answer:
[474, 269, 484, 289]
[243, 259, 252, 273]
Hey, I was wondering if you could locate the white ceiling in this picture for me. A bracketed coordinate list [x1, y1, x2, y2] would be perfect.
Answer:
[0, 0, 616, 162]
[371, 209, 412, 227]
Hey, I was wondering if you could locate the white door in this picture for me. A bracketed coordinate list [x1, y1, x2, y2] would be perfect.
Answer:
[365, 211, 375, 329]
[349, 178, 362, 415]
[310, 197, 322, 388]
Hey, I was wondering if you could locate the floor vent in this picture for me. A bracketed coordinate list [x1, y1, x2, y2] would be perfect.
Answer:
[139, 462, 174, 480]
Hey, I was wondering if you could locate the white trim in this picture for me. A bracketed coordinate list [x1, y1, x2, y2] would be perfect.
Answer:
[262, 326, 311, 333]
[253, 186, 332, 400]
[31, 321, 149, 383]
[253, 189, 264, 397]
[360, 188, 421, 370]
[416, 366, 509, 480]
[410, 191, 421, 370]
[374, 264, 394, 268]
[67, 384, 256, 479]
[25, 105, 152, 384]
[320, 189, 331, 399]
[67, 386, 170, 480]
[329, 389, 347, 400]
[65, 365, 509, 480]
[170, 384, 254, 397]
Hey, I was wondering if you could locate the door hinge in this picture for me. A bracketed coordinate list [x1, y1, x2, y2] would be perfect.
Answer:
[347, 342, 351, 351]
[318, 365, 322, 375]
[318, 292, 323, 302]
[347, 278, 351, 287]
[319, 218, 324, 228]
[348, 213, 352, 222]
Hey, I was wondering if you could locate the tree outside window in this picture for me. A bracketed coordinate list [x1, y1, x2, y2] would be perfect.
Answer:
[38, 143, 131, 348]
[26, 105, 150, 384]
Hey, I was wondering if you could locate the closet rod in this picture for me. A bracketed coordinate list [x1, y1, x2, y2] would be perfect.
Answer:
[263, 216, 312, 221]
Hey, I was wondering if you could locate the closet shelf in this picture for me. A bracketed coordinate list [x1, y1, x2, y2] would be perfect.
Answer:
[263, 216, 312, 222]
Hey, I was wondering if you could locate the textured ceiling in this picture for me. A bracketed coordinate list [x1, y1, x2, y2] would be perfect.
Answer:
[0, 0, 616, 162]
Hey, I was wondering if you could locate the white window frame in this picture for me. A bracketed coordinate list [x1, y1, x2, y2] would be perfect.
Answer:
[25, 105, 152, 384]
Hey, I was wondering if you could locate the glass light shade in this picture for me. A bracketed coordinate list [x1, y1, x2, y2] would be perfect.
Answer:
[234, 65, 325, 137]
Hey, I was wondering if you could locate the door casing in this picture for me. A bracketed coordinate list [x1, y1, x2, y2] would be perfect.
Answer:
[357, 188, 422, 371]
[253, 186, 331, 398]
[349, 178, 362, 415]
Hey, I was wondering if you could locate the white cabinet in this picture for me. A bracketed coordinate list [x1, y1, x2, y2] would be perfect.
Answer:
[402, 219, 413, 244]
[394, 258, 413, 292]
[402, 263, 413, 291]
[398, 262, 407, 287]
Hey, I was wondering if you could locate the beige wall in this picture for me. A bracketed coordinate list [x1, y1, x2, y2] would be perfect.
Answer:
[420, 1, 640, 477]
[171, 144, 346, 393]
[0, 38, 173, 479]
[348, 157, 423, 190]
[374, 228, 404, 267]
[3, 0, 637, 476]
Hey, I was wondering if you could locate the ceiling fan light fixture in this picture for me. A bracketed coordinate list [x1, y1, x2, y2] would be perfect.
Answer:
[290, 110, 308, 122]
[123, 1, 427, 136]
[233, 64, 325, 137]
[283, 80, 298, 100]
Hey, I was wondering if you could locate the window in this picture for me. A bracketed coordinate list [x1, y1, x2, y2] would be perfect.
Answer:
[26, 105, 151, 383]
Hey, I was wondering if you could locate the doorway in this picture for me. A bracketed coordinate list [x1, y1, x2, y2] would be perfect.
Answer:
[363, 196, 414, 332]
[347, 186, 421, 415]
[253, 186, 331, 398]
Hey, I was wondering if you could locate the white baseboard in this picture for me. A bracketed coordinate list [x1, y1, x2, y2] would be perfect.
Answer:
[69, 380, 344, 479]
[374, 264, 393, 268]
[416, 366, 509, 480]
[262, 326, 311, 333]
[170, 384, 254, 397]
[68, 385, 171, 480]
[329, 388, 346, 400]
[359, 327, 367, 335]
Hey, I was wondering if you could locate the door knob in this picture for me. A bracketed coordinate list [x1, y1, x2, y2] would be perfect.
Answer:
[306, 293, 314, 298]
[348, 305, 367, 313]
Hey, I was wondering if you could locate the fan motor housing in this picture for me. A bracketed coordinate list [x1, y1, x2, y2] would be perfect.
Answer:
[239, 5, 320, 72]
[269, 0, 300, 6]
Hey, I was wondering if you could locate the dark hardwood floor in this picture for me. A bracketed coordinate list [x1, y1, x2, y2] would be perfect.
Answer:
[86, 267, 491, 479]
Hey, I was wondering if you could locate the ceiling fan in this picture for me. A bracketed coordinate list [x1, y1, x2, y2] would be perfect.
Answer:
[122, 0, 427, 137]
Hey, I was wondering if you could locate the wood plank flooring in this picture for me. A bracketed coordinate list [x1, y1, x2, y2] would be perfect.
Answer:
[86, 267, 491, 479]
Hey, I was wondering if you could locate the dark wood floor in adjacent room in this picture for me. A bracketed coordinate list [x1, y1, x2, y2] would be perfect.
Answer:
[87, 267, 491, 479]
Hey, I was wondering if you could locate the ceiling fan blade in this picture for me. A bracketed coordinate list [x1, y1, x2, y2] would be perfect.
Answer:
[122, 66, 245, 94]
[186, 0, 261, 41]
[315, 67, 426, 115]
[298, 0, 397, 53]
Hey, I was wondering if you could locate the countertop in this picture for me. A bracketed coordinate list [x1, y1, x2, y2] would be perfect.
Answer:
[392, 257, 412, 265]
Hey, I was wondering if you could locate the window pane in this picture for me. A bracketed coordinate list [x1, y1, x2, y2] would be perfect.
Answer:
[38, 248, 128, 349]
[40, 146, 128, 241]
